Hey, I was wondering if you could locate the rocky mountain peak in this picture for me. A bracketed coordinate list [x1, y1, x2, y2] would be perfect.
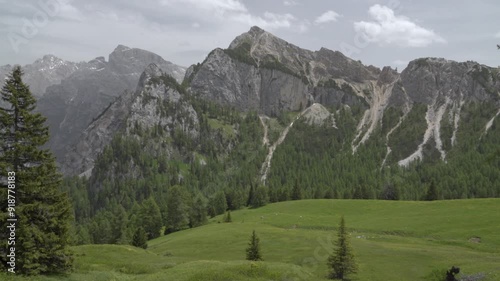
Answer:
[39, 54, 60, 62]
[33, 54, 71, 71]
[108, 44, 185, 82]
[113, 44, 132, 52]
[249, 25, 265, 34]
[137, 63, 163, 87]
[377, 66, 399, 86]
[228, 26, 268, 49]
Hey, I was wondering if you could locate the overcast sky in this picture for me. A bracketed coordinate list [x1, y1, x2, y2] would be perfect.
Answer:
[2, 0, 500, 70]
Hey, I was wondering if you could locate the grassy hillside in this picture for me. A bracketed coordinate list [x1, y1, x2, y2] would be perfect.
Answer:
[4, 199, 500, 280]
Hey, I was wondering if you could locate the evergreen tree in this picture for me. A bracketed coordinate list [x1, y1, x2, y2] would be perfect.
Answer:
[278, 186, 290, 202]
[110, 203, 129, 244]
[224, 210, 232, 223]
[379, 183, 400, 200]
[213, 190, 227, 215]
[250, 186, 269, 208]
[140, 197, 162, 240]
[189, 194, 208, 227]
[166, 185, 189, 234]
[291, 179, 303, 200]
[425, 181, 439, 201]
[91, 210, 113, 244]
[327, 216, 357, 280]
[0, 66, 73, 274]
[131, 227, 148, 249]
[247, 184, 256, 206]
[75, 224, 92, 245]
[245, 230, 262, 261]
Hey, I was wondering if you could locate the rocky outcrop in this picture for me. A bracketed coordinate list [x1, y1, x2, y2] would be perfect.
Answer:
[62, 64, 197, 176]
[400, 58, 497, 105]
[188, 26, 383, 117]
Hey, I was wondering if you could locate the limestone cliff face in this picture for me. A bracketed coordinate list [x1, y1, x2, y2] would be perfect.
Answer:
[187, 27, 500, 167]
[62, 64, 197, 176]
[188, 48, 262, 112]
[401, 58, 498, 105]
[188, 27, 380, 116]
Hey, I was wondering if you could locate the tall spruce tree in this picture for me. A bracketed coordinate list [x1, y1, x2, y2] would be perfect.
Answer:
[0, 66, 73, 274]
[245, 230, 262, 261]
[327, 216, 357, 280]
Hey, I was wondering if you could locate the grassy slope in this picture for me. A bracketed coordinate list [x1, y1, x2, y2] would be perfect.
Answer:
[4, 199, 500, 281]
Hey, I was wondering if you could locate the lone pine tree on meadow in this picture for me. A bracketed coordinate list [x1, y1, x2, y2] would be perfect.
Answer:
[0, 66, 73, 274]
[246, 230, 262, 261]
[327, 216, 357, 280]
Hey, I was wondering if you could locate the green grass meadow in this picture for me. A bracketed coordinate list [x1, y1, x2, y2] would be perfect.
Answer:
[3, 199, 500, 280]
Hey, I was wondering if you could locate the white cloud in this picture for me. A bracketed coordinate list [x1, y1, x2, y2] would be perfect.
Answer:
[283, 0, 299, 6]
[160, 0, 304, 31]
[495, 31, 500, 38]
[354, 5, 446, 47]
[314, 10, 340, 24]
[160, 0, 246, 14]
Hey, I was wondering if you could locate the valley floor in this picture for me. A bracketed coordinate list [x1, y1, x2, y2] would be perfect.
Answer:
[4, 199, 500, 281]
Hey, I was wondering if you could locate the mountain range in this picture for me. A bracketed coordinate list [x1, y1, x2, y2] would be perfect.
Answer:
[1, 26, 498, 199]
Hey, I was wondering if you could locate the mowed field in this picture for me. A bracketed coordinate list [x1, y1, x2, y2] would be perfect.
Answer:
[4, 199, 500, 281]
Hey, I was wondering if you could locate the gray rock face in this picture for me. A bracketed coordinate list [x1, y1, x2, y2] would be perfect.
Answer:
[189, 26, 381, 116]
[401, 58, 498, 105]
[190, 27, 499, 116]
[189, 48, 310, 116]
[190, 48, 262, 111]
[33, 46, 186, 163]
[187, 26, 499, 167]
[62, 64, 197, 176]
[259, 68, 310, 116]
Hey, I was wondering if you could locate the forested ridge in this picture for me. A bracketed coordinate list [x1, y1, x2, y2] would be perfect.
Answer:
[63, 74, 499, 247]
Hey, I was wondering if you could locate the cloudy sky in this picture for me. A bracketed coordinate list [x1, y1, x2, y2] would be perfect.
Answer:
[1, 0, 500, 70]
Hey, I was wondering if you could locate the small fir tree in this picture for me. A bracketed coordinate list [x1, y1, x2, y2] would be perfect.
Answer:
[245, 230, 262, 261]
[327, 216, 357, 280]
